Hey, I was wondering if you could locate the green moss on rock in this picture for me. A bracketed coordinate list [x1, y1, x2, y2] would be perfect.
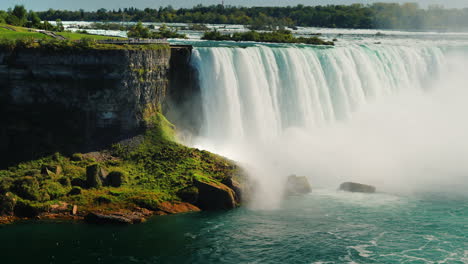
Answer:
[0, 111, 242, 220]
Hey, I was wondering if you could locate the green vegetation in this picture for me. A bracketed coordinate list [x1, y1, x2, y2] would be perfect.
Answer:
[0, 26, 49, 40]
[0, 38, 168, 52]
[1, 5, 64, 32]
[78, 22, 132, 31]
[184, 23, 210, 31]
[55, 31, 124, 41]
[202, 29, 334, 45]
[0, 112, 237, 216]
[27, 4, 468, 31]
[127, 22, 186, 39]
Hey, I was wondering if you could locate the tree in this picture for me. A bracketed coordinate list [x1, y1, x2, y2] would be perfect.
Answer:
[127, 22, 151, 38]
[8, 5, 27, 26]
[28, 11, 41, 28]
[55, 19, 64, 31]
[0, 10, 7, 24]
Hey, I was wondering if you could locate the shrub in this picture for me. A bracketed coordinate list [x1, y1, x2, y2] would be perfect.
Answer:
[11, 176, 41, 201]
[44, 181, 68, 200]
[0, 177, 14, 194]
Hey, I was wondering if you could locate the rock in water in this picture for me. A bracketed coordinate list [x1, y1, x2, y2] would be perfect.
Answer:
[285, 175, 312, 195]
[339, 182, 376, 193]
[194, 179, 237, 210]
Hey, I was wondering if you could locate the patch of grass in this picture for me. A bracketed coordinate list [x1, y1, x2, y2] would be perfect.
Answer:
[0, 111, 239, 216]
[56, 31, 125, 41]
[0, 27, 50, 40]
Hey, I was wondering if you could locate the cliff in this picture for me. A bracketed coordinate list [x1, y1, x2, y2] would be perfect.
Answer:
[0, 46, 170, 167]
[0, 43, 246, 225]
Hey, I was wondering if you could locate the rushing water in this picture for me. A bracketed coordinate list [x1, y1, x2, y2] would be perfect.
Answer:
[190, 42, 468, 209]
[191, 44, 444, 141]
[3, 28, 468, 263]
[1, 192, 466, 263]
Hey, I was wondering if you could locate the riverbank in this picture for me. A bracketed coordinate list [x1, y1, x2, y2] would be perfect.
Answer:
[0, 113, 245, 225]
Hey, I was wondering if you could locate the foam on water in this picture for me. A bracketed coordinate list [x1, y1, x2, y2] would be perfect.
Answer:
[191, 42, 468, 209]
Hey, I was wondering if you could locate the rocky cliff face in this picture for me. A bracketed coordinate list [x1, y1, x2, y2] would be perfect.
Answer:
[0, 46, 171, 168]
[165, 45, 203, 135]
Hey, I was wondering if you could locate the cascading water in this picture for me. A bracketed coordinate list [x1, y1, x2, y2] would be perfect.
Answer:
[190, 43, 468, 209]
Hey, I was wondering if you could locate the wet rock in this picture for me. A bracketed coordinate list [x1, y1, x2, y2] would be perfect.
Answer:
[156, 201, 200, 214]
[177, 186, 199, 204]
[285, 175, 312, 195]
[339, 182, 376, 193]
[84, 212, 132, 225]
[222, 177, 243, 203]
[194, 179, 237, 210]
[0, 192, 16, 216]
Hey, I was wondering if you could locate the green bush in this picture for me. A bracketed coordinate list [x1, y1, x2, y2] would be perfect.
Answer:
[0, 177, 14, 194]
[44, 181, 68, 200]
[11, 176, 42, 201]
[202, 29, 334, 45]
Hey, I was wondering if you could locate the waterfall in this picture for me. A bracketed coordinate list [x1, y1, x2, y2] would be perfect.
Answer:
[191, 44, 444, 145]
[190, 43, 468, 209]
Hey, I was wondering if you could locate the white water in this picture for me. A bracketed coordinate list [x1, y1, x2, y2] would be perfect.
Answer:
[191, 43, 468, 209]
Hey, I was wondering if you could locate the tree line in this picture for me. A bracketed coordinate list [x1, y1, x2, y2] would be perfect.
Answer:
[0, 5, 64, 31]
[2, 3, 468, 31]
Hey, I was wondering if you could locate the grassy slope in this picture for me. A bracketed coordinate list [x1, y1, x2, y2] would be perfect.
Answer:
[0, 113, 237, 215]
[0, 27, 50, 40]
[56, 31, 125, 41]
[0, 24, 125, 41]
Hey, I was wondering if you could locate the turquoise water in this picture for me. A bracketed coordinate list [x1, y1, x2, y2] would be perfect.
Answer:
[1, 191, 466, 264]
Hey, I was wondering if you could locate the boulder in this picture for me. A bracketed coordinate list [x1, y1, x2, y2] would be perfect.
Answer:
[84, 212, 132, 224]
[194, 179, 237, 210]
[71, 205, 78, 215]
[339, 182, 376, 193]
[106, 171, 125, 187]
[156, 201, 200, 214]
[222, 177, 243, 203]
[68, 187, 82, 196]
[86, 164, 106, 188]
[71, 178, 87, 188]
[285, 175, 312, 195]
[0, 192, 16, 216]
[41, 165, 63, 177]
[177, 186, 199, 204]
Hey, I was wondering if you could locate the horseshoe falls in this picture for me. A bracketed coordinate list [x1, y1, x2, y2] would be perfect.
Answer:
[191, 43, 468, 208]
[192, 45, 444, 143]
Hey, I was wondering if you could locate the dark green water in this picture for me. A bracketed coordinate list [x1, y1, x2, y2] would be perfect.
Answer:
[1, 190, 466, 264]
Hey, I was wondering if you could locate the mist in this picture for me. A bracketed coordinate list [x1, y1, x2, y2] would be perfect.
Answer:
[189, 46, 468, 209]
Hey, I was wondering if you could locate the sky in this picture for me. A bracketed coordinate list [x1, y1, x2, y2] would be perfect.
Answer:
[1, 0, 467, 11]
